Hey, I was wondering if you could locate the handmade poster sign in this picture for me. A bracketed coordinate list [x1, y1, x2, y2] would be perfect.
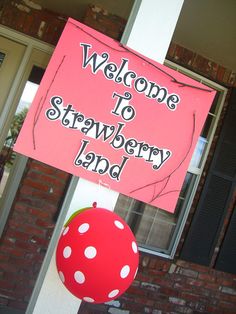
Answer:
[14, 18, 216, 212]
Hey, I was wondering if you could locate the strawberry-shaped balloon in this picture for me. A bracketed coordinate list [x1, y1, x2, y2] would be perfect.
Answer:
[56, 206, 139, 303]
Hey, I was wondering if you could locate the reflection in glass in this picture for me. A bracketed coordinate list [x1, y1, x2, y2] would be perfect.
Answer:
[180, 172, 194, 198]
[0, 81, 39, 198]
[209, 91, 220, 114]
[115, 195, 178, 251]
[189, 137, 207, 168]
[114, 171, 197, 253]
[201, 115, 214, 139]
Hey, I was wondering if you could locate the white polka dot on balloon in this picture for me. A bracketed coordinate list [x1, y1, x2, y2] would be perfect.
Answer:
[120, 265, 130, 279]
[132, 241, 138, 254]
[83, 297, 94, 303]
[62, 226, 69, 236]
[58, 271, 65, 283]
[78, 223, 90, 234]
[74, 271, 85, 284]
[114, 220, 124, 230]
[84, 246, 97, 259]
[63, 246, 72, 259]
[108, 289, 119, 298]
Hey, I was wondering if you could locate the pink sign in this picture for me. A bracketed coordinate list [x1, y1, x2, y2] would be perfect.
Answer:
[14, 18, 216, 212]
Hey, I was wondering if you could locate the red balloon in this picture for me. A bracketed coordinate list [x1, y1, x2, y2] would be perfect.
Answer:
[56, 207, 139, 303]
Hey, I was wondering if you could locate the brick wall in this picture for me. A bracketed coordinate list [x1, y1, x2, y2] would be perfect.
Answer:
[78, 32, 236, 314]
[167, 42, 236, 87]
[0, 160, 70, 310]
[0, 1, 236, 313]
[79, 255, 236, 314]
[0, 2, 127, 311]
[0, 0, 67, 45]
[83, 4, 126, 40]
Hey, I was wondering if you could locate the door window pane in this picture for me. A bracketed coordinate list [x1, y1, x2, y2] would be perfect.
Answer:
[0, 66, 44, 198]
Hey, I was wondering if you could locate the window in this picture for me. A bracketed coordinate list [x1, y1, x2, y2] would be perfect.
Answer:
[181, 88, 236, 274]
[114, 61, 227, 258]
[0, 66, 44, 198]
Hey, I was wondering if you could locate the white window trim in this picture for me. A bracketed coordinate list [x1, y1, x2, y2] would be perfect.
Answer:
[136, 60, 228, 259]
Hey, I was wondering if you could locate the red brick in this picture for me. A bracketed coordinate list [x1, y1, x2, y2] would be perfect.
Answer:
[206, 305, 221, 313]
[8, 300, 28, 311]
[181, 48, 196, 66]
[0, 296, 8, 306]
[153, 301, 173, 312]
[219, 300, 236, 311]
[148, 269, 168, 277]
[35, 218, 53, 228]
[0, 253, 9, 262]
[5, 230, 30, 242]
[23, 178, 49, 192]
[222, 68, 232, 84]
[218, 292, 236, 303]
[0, 262, 18, 273]
[1, 245, 25, 258]
[0, 279, 16, 291]
[136, 272, 152, 283]
[181, 292, 201, 302]
[127, 285, 148, 297]
[15, 240, 37, 252]
[27, 207, 51, 219]
[186, 278, 205, 287]
[22, 225, 47, 237]
[29, 161, 56, 174]
[173, 45, 185, 61]
[198, 273, 216, 282]
[167, 42, 177, 59]
[160, 286, 179, 296]
[9, 257, 33, 270]
[204, 282, 220, 290]
[152, 275, 174, 287]
[29, 235, 48, 247]
[192, 55, 209, 73]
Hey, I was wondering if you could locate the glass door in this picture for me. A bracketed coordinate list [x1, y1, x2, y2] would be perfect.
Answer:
[0, 46, 51, 236]
[0, 67, 43, 198]
[0, 36, 26, 117]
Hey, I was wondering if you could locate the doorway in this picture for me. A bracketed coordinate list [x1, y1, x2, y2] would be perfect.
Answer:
[0, 31, 52, 237]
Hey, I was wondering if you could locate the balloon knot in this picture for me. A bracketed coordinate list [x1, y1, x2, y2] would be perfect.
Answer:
[92, 202, 97, 208]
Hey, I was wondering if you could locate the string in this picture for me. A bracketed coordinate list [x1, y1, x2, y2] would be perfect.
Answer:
[96, 179, 115, 210]
[130, 112, 196, 203]
[32, 96, 43, 149]
[32, 55, 66, 150]
[68, 21, 212, 93]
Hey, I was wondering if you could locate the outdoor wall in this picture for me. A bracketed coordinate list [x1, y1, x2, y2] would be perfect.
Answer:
[0, 160, 70, 311]
[0, 1, 236, 313]
[79, 255, 236, 314]
[79, 43, 236, 314]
